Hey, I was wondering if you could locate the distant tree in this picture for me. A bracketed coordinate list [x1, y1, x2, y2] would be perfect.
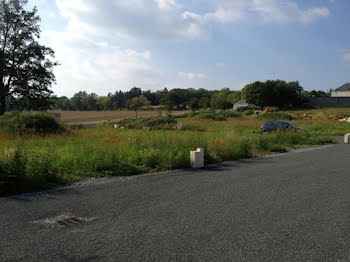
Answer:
[55, 96, 71, 110]
[199, 97, 210, 109]
[70, 91, 88, 110]
[210, 90, 233, 110]
[96, 96, 113, 110]
[228, 91, 242, 104]
[155, 87, 168, 105]
[188, 98, 200, 113]
[0, 0, 58, 115]
[142, 90, 157, 105]
[242, 80, 304, 108]
[127, 95, 150, 118]
[165, 88, 190, 109]
[303, 90, 328, 98]
[160, 92, 178, 115]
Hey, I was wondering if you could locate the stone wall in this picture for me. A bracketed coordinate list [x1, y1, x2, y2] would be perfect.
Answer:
[308, 97, 350, 108]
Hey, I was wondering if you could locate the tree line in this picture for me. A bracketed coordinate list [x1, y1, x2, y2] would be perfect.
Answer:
[52, 81, 330, 112]
[52, 87, 242, 112]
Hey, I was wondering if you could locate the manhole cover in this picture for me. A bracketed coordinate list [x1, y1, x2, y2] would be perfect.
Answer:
[33, 213, 96, 227]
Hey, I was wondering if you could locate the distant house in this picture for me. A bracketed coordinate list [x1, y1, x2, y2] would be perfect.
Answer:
[233, 100, 256, 110]
[331, 83, 350, 97]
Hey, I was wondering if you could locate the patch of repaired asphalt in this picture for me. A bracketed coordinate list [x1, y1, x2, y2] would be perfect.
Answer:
[32, 213, 96, 227]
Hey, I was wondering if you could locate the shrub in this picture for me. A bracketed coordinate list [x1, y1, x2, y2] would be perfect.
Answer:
[0, 147, 26, 194]
[253, 112, 293, 121]
[190, 111, 241, 121]
[118, 116, 177, 130]
[194, 112, 227, 121]
[0, 112, 62, 136]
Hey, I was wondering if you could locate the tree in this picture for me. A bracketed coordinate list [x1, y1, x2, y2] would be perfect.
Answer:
[127, 95, 150, 118]
[242, 80, 304, 108]
[160, 91, 179, 115]
[303, 90, 328, 98]
[188, 98, 200, 113]
[96, 96, 113, 110]
[70, 91, 87, 110]
[198, 97, 210, 109]
[54, 96, 71, 110]
[0, 0, 58, 115]
[210, 89, 233, 110]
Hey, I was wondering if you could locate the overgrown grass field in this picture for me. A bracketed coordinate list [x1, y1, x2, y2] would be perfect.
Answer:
[1, 109, 350, 195]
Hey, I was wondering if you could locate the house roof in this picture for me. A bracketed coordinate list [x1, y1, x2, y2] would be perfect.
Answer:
[234, 100, 248, 105]
[335, 83, 350, 92]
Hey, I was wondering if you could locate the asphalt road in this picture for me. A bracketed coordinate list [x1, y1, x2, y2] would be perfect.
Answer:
[1, 144, 350, 262]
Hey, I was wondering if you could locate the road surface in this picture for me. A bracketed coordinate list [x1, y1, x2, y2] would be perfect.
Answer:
[1, 144, 350, 261]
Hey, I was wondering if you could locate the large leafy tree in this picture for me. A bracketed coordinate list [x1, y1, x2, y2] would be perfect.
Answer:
[242, 80, 304, 108]
[210, 89, 233, 110]
[0, 0, 57, 115]
[126, 95, 151, 119]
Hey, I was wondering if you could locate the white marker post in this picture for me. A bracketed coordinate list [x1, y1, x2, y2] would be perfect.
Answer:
[344, 133, 350, 144]
[190, 148, 205, 168]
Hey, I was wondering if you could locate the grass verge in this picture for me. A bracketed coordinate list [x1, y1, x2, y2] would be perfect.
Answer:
[0, 117, 333, 195]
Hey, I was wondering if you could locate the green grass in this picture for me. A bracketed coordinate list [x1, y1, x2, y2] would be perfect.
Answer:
[2, 108, 350, 195]
[253, 112, 293, 120]
[181, 111, 241, 120]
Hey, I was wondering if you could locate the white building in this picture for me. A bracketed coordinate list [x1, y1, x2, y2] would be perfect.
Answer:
[233, 100, 256, 110]
[331, 83, 350, 97]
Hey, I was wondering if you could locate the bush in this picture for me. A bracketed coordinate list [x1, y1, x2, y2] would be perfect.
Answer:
[183, 111, 241, 121]
[0, 148, 26, 194]
[118, 116, 177, 130]
[0, 112, 62, 136]
[253, 112, 293, 121]
[195, 112, 227, 121]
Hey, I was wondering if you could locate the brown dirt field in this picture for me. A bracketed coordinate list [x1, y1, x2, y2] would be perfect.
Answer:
[50, 110, 187, 124]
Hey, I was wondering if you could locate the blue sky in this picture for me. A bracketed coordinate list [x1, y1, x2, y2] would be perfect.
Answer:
[30, 0, 350, 97]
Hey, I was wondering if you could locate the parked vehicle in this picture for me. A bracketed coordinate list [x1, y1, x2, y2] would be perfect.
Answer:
[260, 121, 301, 132]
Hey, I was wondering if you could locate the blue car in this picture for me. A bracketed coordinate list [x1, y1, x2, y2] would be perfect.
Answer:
[261, 121, 301, 132]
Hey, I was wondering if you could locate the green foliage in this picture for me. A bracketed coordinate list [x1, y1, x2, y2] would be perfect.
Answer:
[0, 147, 26, 194]
[188, 98, 201, 112]
[0, 112, 336, 195]
[0, 0, 58, 114]
[0, 112, 61, 136]
[126, 95, 151, 118]
[118, 116, 177, 130]
[303, 90, 329, 98]
[184, 111, 241, 121]
[253, 112, 293, 120]
[227, 91, 242, 104]
[242, 80, 304, 108]
[210, 89, 233, 110]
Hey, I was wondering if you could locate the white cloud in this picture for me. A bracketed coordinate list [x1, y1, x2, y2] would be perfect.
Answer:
[178, 72, 207, 80]
[154, 0, 179, 10]
[54, 0, 330, 42]
[203, 0, 330, 24]
[250, 0, 330, 24]
[216, 62, 225, 68]
[55, 0, 210, 41]
[205, 6, 246, 23]
[43, 30, 160, 96]
[344, 53, 350, 62]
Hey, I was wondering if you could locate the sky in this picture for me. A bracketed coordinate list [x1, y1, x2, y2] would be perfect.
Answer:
[29, 0, 350, 97]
